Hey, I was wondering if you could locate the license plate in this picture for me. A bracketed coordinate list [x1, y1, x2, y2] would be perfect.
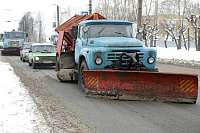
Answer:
[44, 61, 52, 63]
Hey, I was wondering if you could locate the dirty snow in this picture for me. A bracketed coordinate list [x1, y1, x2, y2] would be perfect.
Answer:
[0, 61, 51, 132]
[0, 45, 200, 132]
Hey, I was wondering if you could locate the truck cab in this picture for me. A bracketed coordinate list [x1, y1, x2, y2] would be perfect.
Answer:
[1, 30, 27, 56]
[3, 30, 26, 49]
[74, 20, 157, 71]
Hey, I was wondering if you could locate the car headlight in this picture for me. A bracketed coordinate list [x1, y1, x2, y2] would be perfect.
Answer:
[95, 57, 103, 65]
[35, 57, 40, 61]
[25, 52, 28, 56]
[148, 57, 155, 64]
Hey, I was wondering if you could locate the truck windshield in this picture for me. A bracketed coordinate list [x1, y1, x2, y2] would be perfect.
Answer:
[87, 24, 133, 38]
[5, 33, 24, 38]
[33, 46, 56, 53]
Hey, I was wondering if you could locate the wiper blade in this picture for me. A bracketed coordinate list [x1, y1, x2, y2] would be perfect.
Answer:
[115, 31, 128, 37]
[98, 27, 105, 37]
[115, 31, 124, 35]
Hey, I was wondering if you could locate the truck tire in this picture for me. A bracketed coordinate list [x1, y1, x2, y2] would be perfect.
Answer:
[79, 60, 88, 92]
[55, 56, 60, 72]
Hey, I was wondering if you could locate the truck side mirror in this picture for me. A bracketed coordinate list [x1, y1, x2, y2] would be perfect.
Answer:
[71, 26, 78, 38]
[26, 33, 28, 37]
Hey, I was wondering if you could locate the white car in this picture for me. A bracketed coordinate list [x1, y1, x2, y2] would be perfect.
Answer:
[20, 43, 33, 62]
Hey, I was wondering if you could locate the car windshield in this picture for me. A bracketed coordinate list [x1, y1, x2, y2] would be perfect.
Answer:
[23, 44, 31, 49]
[87, 24, 133, 38]
[33, 45, 56, 53]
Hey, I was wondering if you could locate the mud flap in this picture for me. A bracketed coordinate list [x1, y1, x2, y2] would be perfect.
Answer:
[83, 70, 198, 103]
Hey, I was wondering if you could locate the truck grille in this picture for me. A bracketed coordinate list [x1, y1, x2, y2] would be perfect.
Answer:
[8, 41, 21, 48]
[107, 52, 144, 62]
[39, 56, 56, 61]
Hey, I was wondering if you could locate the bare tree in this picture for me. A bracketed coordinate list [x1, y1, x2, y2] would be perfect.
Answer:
[35, 12, 45, 43]
[94, 0, 138, 21]
[18, 12, 37, 42]
[59, 6, 71, 24]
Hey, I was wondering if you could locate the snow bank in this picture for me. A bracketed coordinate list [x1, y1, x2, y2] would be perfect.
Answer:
[0, 61, 51, 132]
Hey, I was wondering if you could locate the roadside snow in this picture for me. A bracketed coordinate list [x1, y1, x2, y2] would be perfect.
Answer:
[155, 47, 200, 61]
[154, 47, 200, 67]
[0, 61, 51, 132]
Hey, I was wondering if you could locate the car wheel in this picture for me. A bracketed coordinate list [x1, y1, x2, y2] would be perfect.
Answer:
[32, 60, 36, 69]
[28, 59, 32, 66]
[22, 57, 25, 62]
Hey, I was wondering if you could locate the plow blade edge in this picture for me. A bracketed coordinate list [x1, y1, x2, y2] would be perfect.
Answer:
[83, 70, 198, 103]
[1, 49, 20, 56]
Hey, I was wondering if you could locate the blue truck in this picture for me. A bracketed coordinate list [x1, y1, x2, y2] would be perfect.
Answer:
[1, 30, 27, 56]
[55, 13, 198, 103]
[55, 13, 157, 87]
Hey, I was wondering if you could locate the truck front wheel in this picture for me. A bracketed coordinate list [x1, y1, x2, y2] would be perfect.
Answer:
[79, 60, 88, 92]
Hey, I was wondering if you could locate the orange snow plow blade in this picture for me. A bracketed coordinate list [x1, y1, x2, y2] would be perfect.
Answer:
[1, 49, 20, 56]
[83, 70, 198, 103]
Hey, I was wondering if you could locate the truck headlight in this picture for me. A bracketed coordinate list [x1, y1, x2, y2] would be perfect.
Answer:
[95, 57, 103, 65]
[148, 57, 155, 64]
[35, 57, 40, 61]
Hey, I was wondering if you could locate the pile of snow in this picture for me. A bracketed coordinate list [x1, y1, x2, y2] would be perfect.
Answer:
[153, 47, 200, 67]
[0, 61, 51, 132]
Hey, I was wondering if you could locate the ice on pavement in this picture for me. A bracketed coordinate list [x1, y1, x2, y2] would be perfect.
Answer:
[0, 61, 51, 132]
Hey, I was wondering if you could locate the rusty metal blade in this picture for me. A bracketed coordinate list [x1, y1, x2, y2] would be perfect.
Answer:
[83, 70, 198, 103]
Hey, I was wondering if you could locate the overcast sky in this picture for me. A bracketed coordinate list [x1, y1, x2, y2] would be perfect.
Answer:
[0, 0, 96, 33]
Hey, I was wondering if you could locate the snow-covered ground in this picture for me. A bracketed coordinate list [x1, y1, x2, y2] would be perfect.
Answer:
[155, 47, 200, 67]
[0, 61, 51, 132]
[0, 45, 200, 132]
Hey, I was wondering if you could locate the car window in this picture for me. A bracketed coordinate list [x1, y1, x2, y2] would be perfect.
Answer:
[23, 44, 31, 49]
[33, 45, 56, 52]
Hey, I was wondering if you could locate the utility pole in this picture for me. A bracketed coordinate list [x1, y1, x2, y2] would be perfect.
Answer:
[137, 0, 142, 30]
[154, 0, 158, 47]
[137, 0, 142, 40]
[39, 21, 42, 43]
[178, 0, 181, 50]
[57, 5, 60, 26]
[89, 0, 92, 14]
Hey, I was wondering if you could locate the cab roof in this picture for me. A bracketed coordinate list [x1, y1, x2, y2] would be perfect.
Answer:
[79, 19, 133, 26]
[31, 43, 55, 46]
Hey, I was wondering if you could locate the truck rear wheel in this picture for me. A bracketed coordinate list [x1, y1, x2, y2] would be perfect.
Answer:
[55, 56, 60, 72]
[79, 60, 88, 92]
